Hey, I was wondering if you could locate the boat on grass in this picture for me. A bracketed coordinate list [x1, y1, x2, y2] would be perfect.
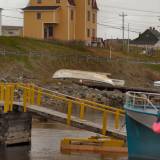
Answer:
[53, 69, 125, 87]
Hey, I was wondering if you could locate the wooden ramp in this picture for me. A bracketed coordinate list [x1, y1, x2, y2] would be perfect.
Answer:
[27, 105, 126, 139]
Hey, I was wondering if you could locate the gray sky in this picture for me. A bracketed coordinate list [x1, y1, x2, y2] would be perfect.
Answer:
[0, 0, 160, 39]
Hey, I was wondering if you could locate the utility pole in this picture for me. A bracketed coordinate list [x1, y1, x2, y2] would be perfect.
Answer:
[158, 16, 160, 31]
[127, 23, 130, 53]
[0, 8, 2, 36]
[109, 36, 112, 59]
[119, 12, 127, 51]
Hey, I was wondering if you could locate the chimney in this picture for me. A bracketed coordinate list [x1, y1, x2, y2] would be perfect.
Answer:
[0, 8, 2, 36]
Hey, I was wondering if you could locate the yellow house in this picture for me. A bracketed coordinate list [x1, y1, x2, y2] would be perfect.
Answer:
[23, 0, 98, 45]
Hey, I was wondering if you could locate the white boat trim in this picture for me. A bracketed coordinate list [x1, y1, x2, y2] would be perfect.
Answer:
[154, 81, 160, 87]
[127, 110, 157, 129]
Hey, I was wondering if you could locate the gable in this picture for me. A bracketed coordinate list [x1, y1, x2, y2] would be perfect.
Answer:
[132, 29, 160, 45]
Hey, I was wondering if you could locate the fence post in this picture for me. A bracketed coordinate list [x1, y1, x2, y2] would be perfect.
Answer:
[3, 48, 6, 56]
[102, 111, 107, 135]
[80, 103, 85, 119]
[67, 101, 72, 126]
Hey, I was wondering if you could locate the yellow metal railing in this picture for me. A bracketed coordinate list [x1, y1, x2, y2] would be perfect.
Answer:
[0, 83, 125, 135]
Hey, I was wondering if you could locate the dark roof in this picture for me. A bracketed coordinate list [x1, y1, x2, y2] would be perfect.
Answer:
[92, 0, 98, 10]
[68, 0, 98, 9]
[68, 0, 76, 6]
[150, 29, 160, 40]
[23, 6, 60, 11]
[23, 1, 98, 10]
[132, 28, 160, 45]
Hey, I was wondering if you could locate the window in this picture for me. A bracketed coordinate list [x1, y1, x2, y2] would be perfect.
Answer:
[37, 0, 42, 4]
[92, 13, 96, 23]
[92, 29, 95, 38]
[87, 29, 90, 37]
[88, 0, 91, 5]
[37, 12, 41, 20]
[71, 10, 74, 20]
[56, 0, 60, 3]
[8, 31, 14, 35]
[88, 11, 90, 21]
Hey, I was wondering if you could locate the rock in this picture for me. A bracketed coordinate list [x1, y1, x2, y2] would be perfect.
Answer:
[45, 83, 125, 109]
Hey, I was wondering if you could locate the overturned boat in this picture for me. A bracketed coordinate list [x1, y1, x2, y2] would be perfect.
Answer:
[124, 91, 160, 159]
[53, 69, 125, 87]
[154, 81, 160, 87]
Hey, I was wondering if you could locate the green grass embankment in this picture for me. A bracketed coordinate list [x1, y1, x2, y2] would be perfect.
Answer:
[0, 36, 159, 88]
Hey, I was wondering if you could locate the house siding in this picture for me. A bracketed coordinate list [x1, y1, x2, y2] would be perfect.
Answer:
[23, 0, 98, 43]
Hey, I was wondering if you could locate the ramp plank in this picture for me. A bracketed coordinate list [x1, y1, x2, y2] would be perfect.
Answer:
[28, 105, 126, 139]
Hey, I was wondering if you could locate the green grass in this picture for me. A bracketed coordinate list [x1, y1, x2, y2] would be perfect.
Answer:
[145, 64, 160, 72]
[0, 36, 160, 88]
[0, 37, 91, 55]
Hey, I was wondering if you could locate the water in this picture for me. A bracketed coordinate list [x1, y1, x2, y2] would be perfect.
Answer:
[0, 121, 128, 160]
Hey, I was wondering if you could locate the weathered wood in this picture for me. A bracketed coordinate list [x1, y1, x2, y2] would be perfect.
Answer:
[6, 137, 31, 145]
[0, 111, 32, 146]
[61, 144, 128, 154]
[28, 105, 126, 139]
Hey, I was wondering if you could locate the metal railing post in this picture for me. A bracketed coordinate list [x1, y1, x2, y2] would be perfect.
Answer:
[23, 88, 27, 112]
[80, 103, 85, 119]
[67, 101, 72, 126]
[133, 93, 136, 108]
[4, 85, 10, 113]
[27, 85, 31, 104]
[31, 85, 35, 105]
[37, 88, 42, 106]
[102, 111, 107, 135]
[0, 83, 4, 101]
[9, 85, 14, 112]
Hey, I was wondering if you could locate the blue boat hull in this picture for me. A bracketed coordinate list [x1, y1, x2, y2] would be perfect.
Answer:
[126, 114, 160, 160]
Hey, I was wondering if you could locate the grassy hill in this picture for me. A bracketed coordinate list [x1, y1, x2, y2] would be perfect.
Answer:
[0, 36, 159, 88]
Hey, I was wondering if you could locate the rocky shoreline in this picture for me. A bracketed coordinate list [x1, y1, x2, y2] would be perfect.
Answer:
[46, 83, 125, 109]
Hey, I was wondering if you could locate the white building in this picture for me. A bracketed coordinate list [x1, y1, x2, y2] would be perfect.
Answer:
[2, 26, 23, 37]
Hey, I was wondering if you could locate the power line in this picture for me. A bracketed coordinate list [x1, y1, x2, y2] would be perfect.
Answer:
[99, 12, 159, 26]
[2, 8, 23, 14]
[2, 14, 23, 20]
[129, 14, 160, 18]
[100, 8, 160, 19]
[99, 4, 160, 14]
[126, 18, 159, 25]
[97, 23, 140, 34]
[99, 20, 144, 31]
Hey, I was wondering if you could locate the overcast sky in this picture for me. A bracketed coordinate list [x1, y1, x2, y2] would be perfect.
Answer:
[0, 0, 160, 39]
